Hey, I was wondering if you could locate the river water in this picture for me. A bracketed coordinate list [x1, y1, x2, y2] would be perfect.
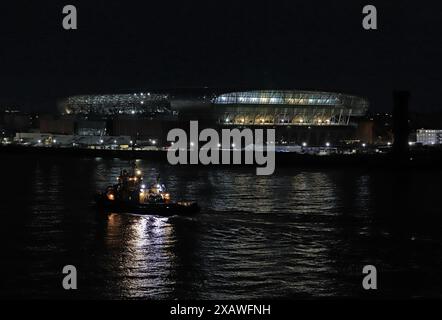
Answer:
[1, 154, 442, 299]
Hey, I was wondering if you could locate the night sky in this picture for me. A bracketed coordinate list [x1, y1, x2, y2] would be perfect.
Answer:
[0, 0, 441, 113]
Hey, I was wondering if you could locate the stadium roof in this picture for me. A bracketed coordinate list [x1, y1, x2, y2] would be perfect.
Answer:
[213, 90, 368, 114]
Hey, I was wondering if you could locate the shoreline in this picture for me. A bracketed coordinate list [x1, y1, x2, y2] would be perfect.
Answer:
[2, 145, 442, 170]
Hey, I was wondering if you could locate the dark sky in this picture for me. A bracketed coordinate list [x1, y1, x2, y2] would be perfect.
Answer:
[0, 0, 441, 113]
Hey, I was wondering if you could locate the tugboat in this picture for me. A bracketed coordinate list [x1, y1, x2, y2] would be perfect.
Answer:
[95, 163, 200, 216]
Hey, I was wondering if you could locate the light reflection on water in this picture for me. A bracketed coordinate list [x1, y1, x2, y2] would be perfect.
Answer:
[1, 155, 442, 299]
[103, 213, 176, 298]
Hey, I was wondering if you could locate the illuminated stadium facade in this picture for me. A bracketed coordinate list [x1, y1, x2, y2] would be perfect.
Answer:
[211, 90, 368, 126]
[56, 90, 369, 146]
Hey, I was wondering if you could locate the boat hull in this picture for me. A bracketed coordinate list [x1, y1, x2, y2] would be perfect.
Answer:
[94, 194, 200, 216]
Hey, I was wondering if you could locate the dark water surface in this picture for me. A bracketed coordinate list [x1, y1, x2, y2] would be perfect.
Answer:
[1, 154, 442, 299]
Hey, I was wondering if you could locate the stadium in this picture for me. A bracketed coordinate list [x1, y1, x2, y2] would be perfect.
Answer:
[55, 90, 370, 146]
